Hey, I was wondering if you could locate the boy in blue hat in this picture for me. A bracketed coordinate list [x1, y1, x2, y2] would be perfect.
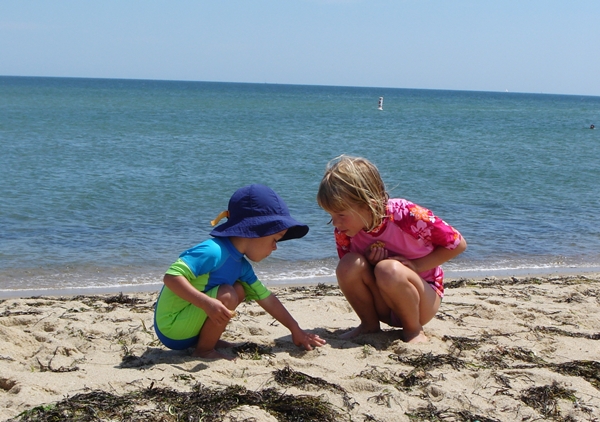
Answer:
[154, 184, 326, 360]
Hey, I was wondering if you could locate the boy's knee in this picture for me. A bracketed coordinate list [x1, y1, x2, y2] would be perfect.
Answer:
[218, 284, 242, 308]
[233, 282, 246, 303]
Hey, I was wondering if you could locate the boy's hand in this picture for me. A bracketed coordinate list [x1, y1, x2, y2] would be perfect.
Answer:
[205, 298, 234, 325]
[291, 328, 327, 351]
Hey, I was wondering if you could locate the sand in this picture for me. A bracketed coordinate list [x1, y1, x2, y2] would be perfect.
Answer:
[1, 274, 599, 421]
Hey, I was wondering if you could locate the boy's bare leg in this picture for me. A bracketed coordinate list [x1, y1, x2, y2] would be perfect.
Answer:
[193, 317, 234, 360]
[337, 253, 388, 339]
[374, 260, 441, 343]
[193, 284, 244, 360]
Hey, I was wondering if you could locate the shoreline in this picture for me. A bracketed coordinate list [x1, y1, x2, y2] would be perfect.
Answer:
[2, 267, 600, 300]
[1, 273, 600, 421]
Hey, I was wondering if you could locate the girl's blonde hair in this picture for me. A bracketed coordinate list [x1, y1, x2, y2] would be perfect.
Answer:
[317, 155, 389, 231]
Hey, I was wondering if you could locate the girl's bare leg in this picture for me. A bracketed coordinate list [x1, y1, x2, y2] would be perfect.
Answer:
[193, 283, 245, 359]
[374, 260, 441, 343]
[337, 253, 391, 339]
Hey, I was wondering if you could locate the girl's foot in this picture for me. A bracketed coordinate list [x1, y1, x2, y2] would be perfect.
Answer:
[403, 330, 428, 344]
[340, 324, 381, 340]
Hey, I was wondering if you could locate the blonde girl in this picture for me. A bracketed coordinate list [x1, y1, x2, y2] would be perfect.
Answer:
[317, 156, 467, 343]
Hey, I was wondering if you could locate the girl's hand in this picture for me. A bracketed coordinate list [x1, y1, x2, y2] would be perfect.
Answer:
[366, 242, 388, 265]
[205, 297, 234, 325]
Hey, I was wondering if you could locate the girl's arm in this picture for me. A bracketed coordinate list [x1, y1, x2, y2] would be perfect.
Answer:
[257, 294, 326, 350]
[163, 274, 233, 325]
[399, 237, 467, 274]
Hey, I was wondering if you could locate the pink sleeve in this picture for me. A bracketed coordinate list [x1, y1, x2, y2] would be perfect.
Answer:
[334, 229, 352, 258]
[390, 200, 462, 249]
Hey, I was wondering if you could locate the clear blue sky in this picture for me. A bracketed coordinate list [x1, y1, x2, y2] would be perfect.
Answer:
[2, 1, 599, 96]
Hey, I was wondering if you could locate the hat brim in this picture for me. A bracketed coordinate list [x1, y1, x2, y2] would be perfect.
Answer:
[210, 215, 308, 241]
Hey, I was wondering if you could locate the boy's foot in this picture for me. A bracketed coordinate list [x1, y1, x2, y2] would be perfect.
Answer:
[192, 348, 235, 361]
[339, 324, 381, 340]
[216, 339, 235, 349]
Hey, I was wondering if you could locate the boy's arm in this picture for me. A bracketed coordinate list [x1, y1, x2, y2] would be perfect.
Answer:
[257, 294, 326, 350]
[163, 274, 233, 325]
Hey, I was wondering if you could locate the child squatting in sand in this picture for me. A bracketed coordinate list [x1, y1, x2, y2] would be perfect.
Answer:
[317, 156, 467, 343]
[154, 184, 326, 359]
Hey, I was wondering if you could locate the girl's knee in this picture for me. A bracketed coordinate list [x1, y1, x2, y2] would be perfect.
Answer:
[374, 260, 411, 291]
[336, 253, 370, 278]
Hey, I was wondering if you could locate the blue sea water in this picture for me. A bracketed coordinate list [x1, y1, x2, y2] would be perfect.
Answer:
[1, 76, 599, 296]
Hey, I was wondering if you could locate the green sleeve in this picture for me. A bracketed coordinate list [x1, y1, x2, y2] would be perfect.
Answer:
[240, 279, 271, 301]
[165, 258, 210, 292]
[165, 259, 195, 279]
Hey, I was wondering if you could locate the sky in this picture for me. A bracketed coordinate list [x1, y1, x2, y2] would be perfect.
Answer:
[1, 1, 599, 96]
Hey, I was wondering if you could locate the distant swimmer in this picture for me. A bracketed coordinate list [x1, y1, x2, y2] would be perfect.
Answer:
[591, 124, 595, 129]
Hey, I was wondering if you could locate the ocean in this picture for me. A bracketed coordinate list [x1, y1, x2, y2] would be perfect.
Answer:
[1, 76, 599, 296]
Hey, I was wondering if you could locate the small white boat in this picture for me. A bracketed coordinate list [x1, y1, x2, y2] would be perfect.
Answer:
[378, 97, 383, 110]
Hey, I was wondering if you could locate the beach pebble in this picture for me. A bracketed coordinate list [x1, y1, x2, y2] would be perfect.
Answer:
[427, 385, 445, 401]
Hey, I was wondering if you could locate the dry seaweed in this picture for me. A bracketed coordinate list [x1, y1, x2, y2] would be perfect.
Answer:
[0, 309, 43, 317]
[102, 292, 144, 305]
[388, 352, 468, 371]
[479, 346, 546, 369]
[273, 365, 357, 410]
[443, 278, 470, 289]
[533, 325, 600, 340]
[64, 293, 154, 313]
[405, 403, 501, 422]
[286, 283, 342, 298]
[548, 360, 600, 390]
[450, 410, 501, 422]
[36, 347, 81, 373]
[233, 341, 275, 360]
[442, 335, 484, 354]
[313, 283, 341, 296]
[367, 390, 395, 408]
[520, 381, 578, 420]
[358, 366, 429, 391]
[443, 275, 598, 290]
[9, 383, 342, 422]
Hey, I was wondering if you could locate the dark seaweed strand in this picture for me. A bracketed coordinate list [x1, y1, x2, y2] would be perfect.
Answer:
[273, 365, 357, 410]
[520, 381, 578, 419]
[9, 383, 342, 422]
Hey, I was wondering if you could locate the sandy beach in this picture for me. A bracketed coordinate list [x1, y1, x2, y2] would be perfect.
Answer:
[1, 274, 599, 421]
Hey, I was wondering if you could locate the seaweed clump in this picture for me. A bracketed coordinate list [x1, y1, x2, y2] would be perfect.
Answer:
[9, 382, 342, 422]
[405, 403, 501, 422]
[232, 341, 275, 360]
[273, 365, 357, 410]
[441, 335, 484, 354]
[533, 325, 600, 340]
[520, 381, 578, 420]
[358, 365, 428, 391]
[548, 360, 600, 390]
[388, 351, 467, 371]
[479, 346, 546, 369]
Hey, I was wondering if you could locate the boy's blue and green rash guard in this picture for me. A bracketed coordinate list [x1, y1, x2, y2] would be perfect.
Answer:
[155, 237, 271, 333]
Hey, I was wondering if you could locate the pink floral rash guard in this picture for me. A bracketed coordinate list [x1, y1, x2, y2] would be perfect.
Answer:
[334, 198, 463, 298]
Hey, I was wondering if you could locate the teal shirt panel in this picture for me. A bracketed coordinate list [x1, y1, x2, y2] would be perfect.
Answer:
[155, 237, 271, 340]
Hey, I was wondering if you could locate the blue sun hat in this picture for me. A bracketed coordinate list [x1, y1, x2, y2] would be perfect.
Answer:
[210, 184, 309, 241]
